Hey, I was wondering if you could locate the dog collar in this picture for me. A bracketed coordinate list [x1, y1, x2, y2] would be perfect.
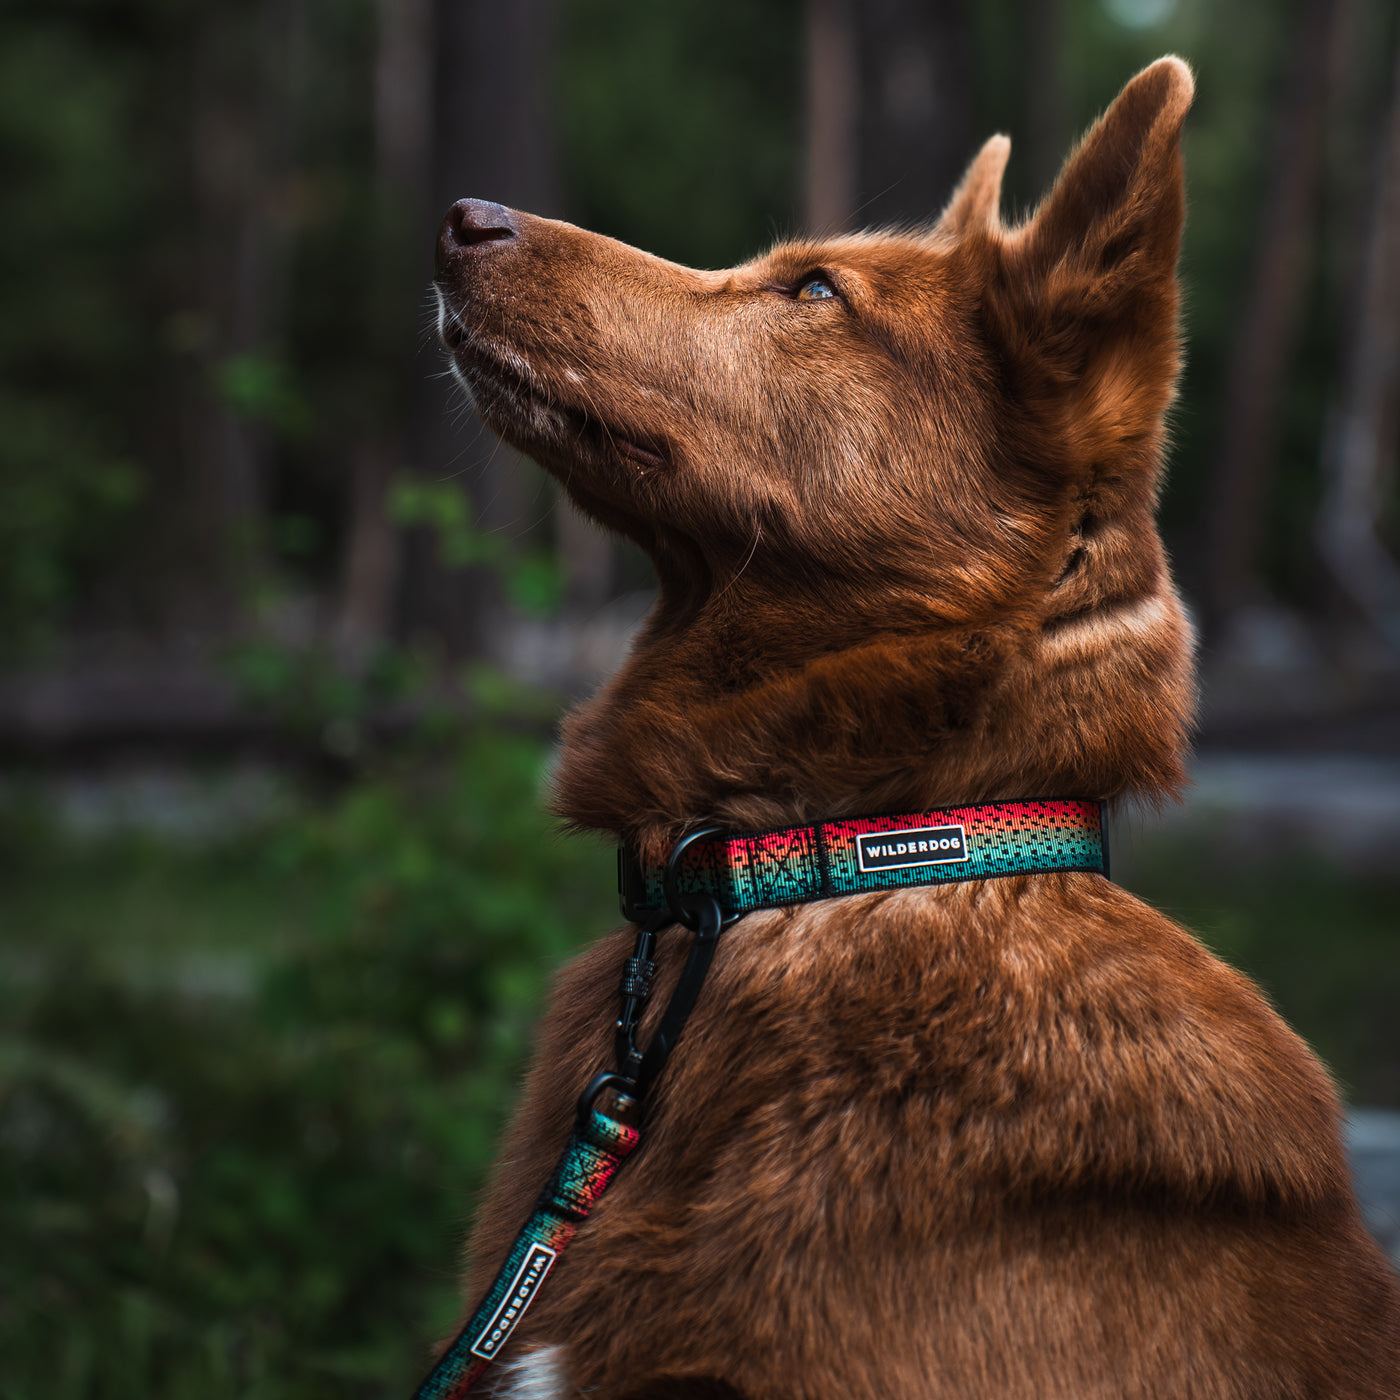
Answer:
[619, 798, 1109, 923]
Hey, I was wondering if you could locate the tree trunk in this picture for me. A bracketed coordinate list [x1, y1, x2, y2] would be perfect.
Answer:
[402, 0, 561, 661]
[853, 0, 971, 228]
[1022, 0, 1067, 201]
[334, 0, 432, 657]
[338, 439, 401, 653]
[181, 0, 308, 634]
[804, 0, 859, 233]
[1317, 32, 1400, 654]
[1203, 0, 1340, 638]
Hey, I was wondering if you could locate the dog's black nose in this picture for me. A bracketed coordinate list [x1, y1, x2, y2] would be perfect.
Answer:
[437, 199, 517, 272]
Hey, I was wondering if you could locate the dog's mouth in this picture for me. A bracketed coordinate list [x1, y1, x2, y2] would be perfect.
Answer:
[438, 310, 669, 473]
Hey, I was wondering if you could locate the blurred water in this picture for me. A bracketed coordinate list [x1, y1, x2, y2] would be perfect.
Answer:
[1, 762, 291, 843]
[1113, 752, 1400, 877]
[1349, 1109, 1400, 1267]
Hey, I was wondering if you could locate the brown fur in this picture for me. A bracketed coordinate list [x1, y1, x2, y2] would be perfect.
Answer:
[433, 58, 1400, 1398]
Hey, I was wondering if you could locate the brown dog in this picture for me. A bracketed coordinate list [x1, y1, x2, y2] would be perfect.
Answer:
[432, 57, 1400, 1400]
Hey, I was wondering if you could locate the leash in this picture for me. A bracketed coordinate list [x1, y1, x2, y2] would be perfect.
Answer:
[412, 827, 738, 1400]
[412, 800, 1107, 1398]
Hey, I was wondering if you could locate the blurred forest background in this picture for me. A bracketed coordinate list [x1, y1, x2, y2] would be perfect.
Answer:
[2, 0, 1398, 1396]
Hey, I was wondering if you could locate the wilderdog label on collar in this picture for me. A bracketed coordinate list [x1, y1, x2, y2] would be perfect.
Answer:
[857, 824, 969, 872]
[470, 1242, 557, 1360]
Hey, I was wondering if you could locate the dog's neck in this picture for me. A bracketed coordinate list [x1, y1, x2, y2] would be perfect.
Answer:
[552, 558, 1195, 866]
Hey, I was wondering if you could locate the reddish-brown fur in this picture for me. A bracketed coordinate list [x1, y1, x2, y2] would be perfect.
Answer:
[433, 58, 1400, 1399]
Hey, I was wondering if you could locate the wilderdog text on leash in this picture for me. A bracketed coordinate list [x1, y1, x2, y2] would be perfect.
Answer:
[426, 57, 1400, 1400]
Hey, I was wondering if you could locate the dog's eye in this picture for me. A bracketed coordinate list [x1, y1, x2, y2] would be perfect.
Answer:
[796, 278, 836, 301]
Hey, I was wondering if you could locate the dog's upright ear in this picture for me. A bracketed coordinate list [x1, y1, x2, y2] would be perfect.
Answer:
[936, 134, 1011, 238]
[987, 56, 1195, 468]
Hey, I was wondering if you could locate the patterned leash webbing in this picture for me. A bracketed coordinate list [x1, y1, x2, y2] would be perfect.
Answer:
[413, 1108, 640, 1400]
[621, 799, 1106, 921]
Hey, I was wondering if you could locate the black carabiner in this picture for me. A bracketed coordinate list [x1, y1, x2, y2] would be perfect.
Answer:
[613, 916, 663, 1080]
[585, 825, 745, 1117]
[635, 890, 731, 1097]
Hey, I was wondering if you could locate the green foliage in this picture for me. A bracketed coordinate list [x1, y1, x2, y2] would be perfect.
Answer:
[557, 0, 803, 266]
[390, 478, 563, 617]
[0, 392, 143, 651]
[0, 719, 618, 1398]
[0, 9, 155, 650]
[215, 355, 315, 438]
[1123, 837, 1400, 1106]
[224, 639, 430, 748]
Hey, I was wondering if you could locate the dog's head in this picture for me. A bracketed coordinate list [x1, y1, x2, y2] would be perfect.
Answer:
[435, 58, 1196, 852]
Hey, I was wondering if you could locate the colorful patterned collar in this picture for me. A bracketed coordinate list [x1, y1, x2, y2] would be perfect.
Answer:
[619, 798, 1108, 924]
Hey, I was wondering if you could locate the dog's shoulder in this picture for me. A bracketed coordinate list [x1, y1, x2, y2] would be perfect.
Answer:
[467, 879, 1354, 1306]
[662, 880, 1353, 1217]
[466, 887, 1391, 1399]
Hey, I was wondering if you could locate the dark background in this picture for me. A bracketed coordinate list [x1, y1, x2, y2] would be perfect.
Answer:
[2, 0, 1398, 1395]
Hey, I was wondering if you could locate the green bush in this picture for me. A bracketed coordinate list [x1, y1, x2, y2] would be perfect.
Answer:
[0, 719, 618, 1399]
[1122, 838, 1400, 1107]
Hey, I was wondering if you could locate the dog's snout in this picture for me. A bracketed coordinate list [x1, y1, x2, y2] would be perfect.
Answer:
[437, 199, 517, 273]
[449, 198, 517, 245]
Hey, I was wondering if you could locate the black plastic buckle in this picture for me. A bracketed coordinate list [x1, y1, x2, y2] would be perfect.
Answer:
[618, 845, 662, 924]
[620, 823, 743, 930]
